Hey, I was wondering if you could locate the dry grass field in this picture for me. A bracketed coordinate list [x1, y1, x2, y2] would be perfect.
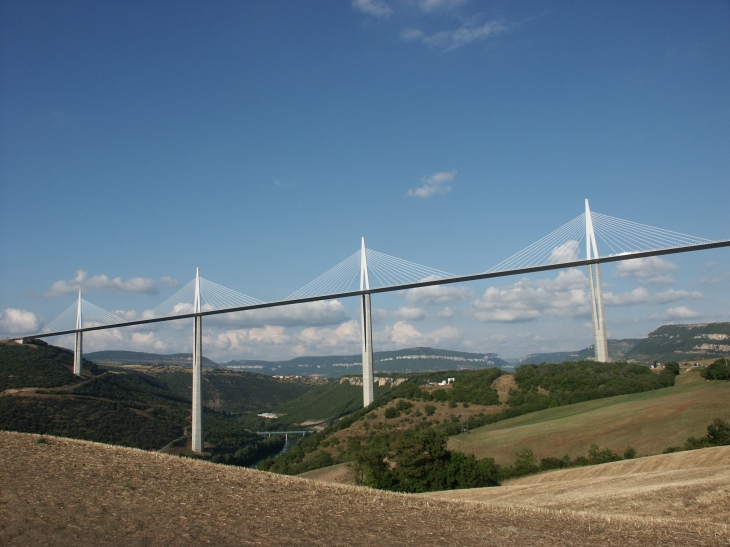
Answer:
[426, 446, 730, 527]
[298, 462, 354, 484]
[2, 431, 728, 546]
[450, 371, 730, 464]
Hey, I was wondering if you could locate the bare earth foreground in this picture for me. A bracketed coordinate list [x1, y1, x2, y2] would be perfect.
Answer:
[1, 432, 728, 546]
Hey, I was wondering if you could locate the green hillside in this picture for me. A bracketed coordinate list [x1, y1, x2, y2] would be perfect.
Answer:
[0, 339, 101, 389]
[0, 342, 277, 460]
[138, 367, 317, 414]
[449, 370, 730, 465]
[258, 362, 676, 478]
[625, 322, 730, 363]
[272, 379, 400, 424]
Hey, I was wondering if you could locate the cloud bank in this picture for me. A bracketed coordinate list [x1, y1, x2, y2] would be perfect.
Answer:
[45, 270, 179, 297]
[0, 308, 43, 334]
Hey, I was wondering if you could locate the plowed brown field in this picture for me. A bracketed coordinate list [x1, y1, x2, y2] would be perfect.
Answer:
[1, 432, 728, 546]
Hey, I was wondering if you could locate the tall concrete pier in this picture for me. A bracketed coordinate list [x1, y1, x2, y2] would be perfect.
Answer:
[73, 290, 83, 376]
[360, 238, 374, 407]
[191, 268, 204, 453]
[585, 200, 609, 362]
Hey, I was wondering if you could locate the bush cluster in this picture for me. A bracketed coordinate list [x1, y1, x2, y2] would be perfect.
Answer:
[351, 424, 499, 493]
[701, 358, 730, 381]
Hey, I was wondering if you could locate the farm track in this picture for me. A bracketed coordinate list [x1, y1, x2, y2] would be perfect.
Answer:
[1, 431, 727, 546]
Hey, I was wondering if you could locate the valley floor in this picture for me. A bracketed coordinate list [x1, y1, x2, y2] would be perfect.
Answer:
[1, 431, 727, 546]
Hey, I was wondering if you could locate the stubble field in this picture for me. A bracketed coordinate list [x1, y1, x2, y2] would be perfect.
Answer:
[1, 431, 728, 546]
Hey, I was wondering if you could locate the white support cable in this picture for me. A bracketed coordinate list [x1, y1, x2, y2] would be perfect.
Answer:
[286, 251, 361, 300]
[287, 247, 452, 299]
[483, 209, 714, 276]
[41, 302, 78, 334]
[41, 298, 124, 334]
[486, 214, 587, 273]
[199, 278, 262, 311]
[594, 213, 710, 245]
[148, 279, 196, 318]
[590, 213, 711, 256]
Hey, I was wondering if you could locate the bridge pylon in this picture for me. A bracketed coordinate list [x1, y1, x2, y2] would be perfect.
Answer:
[585, 200, 609, 362]
[73, 290, 83, 376]
[360, 238, 374, 407]
[191, 268, 204, 453]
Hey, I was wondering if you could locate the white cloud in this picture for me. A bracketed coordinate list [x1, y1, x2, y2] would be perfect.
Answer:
[208, 300, 347, 328]
[470, 269, 590, 323]
[701, 271, 730, 285]
[603, 287, 704, 306]
[52, 327, 175, 355]
[384, 320, 461, 346]
[649, 306, 701, 321]
[389, 321, 423, 345]
[413, 0, 468, 13]
[645, 275, 675, 285]
[401, 18, 509, 51]
[113, 310, 141, 321]
[547, 240, 580, 264]
[160, 276, 180, 287]
[371, 306, 428, 321]
[407, 170, 455, 198]
[45, 270, 179, 297]
[603, 287, 650, 306]
[437, 306, 455, 318]
[352, 0, 392, 17]
[404, 283, 474, 305]
[651, 289, 704, 305]
[613, 257, 677, 283]
[212, 326, 291, 352]
[297, 320, 361, 351]
[392, 306, 428, 320]
[0, 308, 43, 334]
[130, 331, 171, 352]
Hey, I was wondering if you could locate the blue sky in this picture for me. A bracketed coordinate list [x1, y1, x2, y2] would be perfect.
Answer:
[1, 0, 729, 362]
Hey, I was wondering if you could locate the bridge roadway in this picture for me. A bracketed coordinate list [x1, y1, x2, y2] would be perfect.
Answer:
[23, 239, 730, 339]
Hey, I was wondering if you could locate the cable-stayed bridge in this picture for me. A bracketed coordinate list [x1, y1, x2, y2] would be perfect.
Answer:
[15, 200, 730, 453]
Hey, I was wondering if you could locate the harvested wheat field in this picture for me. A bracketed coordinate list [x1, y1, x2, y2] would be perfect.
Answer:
[426, 446, 730, 531]
[298, 462, 354, 484]
[1, 431, 728, 547]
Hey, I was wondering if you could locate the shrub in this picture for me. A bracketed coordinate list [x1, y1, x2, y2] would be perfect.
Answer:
[384, 407, 400, 419]
[701, 358, 730, 381]
[539, 456, 571, 471]
[512, 448, 538, 477]
[586, 444, 620, 465]
[395, 400, 413, 412]
[623, 446, 637, 459]
[684, 436, 711, 450]
[424, 404, 436, 416]
[707, 418, 730, 446]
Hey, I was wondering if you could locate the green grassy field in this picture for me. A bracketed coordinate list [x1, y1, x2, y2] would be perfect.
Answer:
[449, 371, 730, 465]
